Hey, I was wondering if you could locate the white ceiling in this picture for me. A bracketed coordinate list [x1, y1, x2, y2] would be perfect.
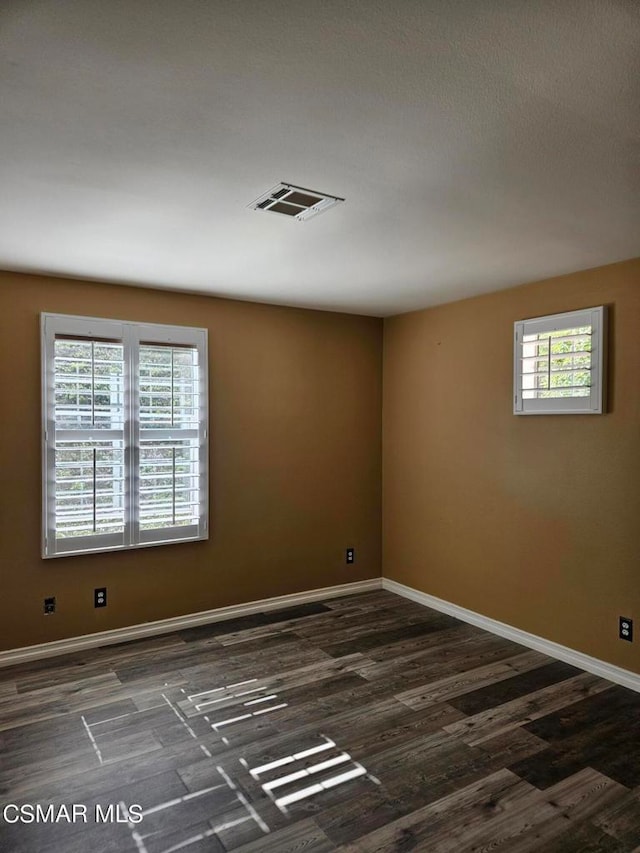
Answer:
[1, 0, 639, 316]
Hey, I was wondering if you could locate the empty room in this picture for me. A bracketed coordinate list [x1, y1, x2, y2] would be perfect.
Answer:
[1, 1, 639, 851]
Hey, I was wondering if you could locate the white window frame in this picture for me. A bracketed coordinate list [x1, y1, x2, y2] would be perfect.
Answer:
[513, 306, 606, 415]
[41, 313, 208, 558]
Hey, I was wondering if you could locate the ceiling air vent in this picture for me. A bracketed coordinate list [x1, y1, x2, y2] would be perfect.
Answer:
[249, 183, 344, 221]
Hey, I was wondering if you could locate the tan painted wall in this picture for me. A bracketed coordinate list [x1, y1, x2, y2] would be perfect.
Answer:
[4, 257, 640, 671]
[383, 258, 640, 674]
[0, 271, 382, 651]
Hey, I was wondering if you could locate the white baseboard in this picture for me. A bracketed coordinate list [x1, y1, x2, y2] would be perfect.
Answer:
[382, 577, 640, 693]
[6, 575, 638, 694]
[0, 578, 382, 668]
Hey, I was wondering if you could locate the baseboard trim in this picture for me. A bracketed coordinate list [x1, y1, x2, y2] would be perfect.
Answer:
[0, 578, 382, 668]
[8, 575, 637, 692]
[382, 577, 640, 693]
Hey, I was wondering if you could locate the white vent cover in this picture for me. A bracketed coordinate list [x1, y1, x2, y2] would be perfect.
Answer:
[249, 183, 344, 221]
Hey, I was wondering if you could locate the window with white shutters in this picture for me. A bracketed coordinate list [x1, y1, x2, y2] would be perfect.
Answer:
[513, 306, 606, 415]
[42, 314, 208, 557]
[137, 343, 202, 540]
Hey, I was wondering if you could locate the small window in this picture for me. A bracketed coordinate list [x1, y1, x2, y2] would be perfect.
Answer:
[41, 314, 208, 557]
[514, 306, 606, 415]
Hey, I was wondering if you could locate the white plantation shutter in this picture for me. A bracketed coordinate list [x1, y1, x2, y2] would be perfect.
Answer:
[513, 307, 606, 415]
[133, 323, 207, 545]
[42, 314, 208, 557]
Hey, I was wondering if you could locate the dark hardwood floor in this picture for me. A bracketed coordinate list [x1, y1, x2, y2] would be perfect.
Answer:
[1, 590, 640, 852]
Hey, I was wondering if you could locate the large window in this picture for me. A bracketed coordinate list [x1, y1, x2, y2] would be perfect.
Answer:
[513, 306, 606, 415]
[41, 314, 208, 557]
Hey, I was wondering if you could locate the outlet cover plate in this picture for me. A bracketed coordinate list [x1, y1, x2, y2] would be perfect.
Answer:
[620, 617, 633, 642]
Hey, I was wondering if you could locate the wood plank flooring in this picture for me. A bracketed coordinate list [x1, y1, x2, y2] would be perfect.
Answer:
[1, 590, 639, 852]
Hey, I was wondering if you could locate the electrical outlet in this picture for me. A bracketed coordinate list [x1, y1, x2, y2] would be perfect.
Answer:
[44, 596, 56, 615]
[346, 547, 355, 564]
[94, 588, 107, 608]
[620, 617, 633, 642]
